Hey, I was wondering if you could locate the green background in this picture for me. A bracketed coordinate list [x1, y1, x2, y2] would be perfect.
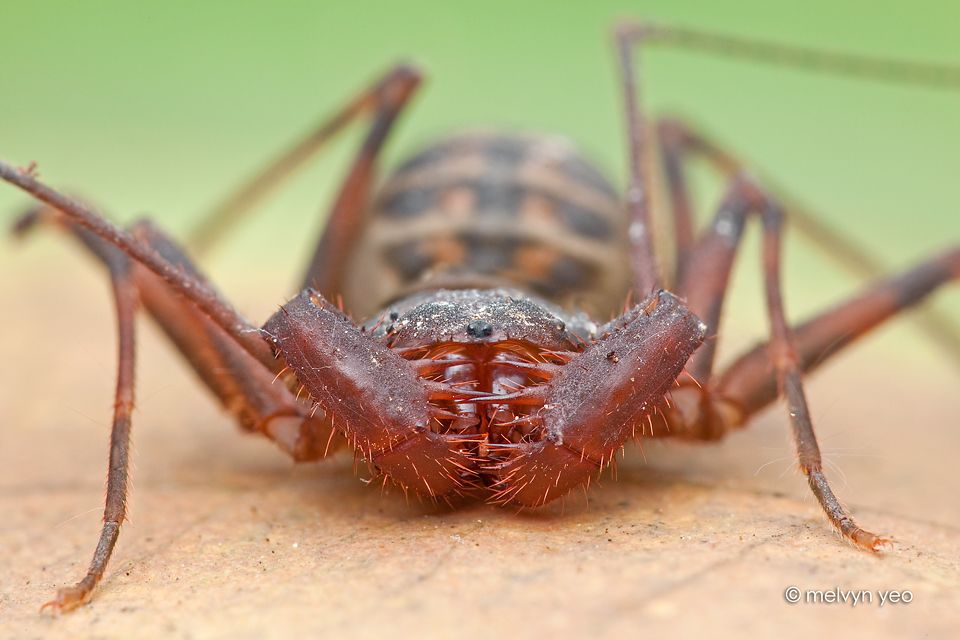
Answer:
[2, 0, 958, 349]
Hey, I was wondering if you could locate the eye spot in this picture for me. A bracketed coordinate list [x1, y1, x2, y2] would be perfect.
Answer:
[466, 319, 494, 338]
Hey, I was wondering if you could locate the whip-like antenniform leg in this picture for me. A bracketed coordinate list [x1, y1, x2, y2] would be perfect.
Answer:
[616, 22, 958, 551]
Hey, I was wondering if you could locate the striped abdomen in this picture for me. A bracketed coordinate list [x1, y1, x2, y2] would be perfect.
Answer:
[341, 131, 631, 321]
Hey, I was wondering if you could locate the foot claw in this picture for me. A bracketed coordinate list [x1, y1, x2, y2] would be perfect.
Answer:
[40, 585, 91, 616]
[851, 529, 892, 554]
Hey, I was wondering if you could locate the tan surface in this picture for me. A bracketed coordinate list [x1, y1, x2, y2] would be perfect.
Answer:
[2, 249, 959, 639]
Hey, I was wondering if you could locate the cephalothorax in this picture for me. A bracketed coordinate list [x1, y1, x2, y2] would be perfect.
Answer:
[267, 286, 703, 505]
[3, 22, 959, 614]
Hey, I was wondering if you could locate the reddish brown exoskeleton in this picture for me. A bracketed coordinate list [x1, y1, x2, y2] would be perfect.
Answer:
[2, 22, 959, 614]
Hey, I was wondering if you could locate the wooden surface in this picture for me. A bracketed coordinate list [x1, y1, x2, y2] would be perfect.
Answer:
[2, 250, 959, 639]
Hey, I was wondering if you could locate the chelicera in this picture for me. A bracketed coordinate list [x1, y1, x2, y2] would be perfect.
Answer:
[3, 22, 959, 614]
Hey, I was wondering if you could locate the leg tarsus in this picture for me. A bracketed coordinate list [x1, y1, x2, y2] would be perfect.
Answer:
[806, 467, 890, 553]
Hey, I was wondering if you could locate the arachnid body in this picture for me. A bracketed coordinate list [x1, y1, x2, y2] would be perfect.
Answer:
[2, 21, 959, 616]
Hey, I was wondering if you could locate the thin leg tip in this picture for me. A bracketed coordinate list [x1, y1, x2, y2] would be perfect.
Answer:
[40, 585, 93, 616]
[851, 529, 892, 554]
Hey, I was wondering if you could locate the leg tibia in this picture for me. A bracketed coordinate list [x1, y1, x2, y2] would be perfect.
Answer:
[717, 246, 960, 416]
[129, 221, 347, 460]
[16, 206, 345, 461]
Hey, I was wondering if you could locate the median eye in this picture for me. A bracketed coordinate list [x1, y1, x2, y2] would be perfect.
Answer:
[466, 319, 494, 338]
